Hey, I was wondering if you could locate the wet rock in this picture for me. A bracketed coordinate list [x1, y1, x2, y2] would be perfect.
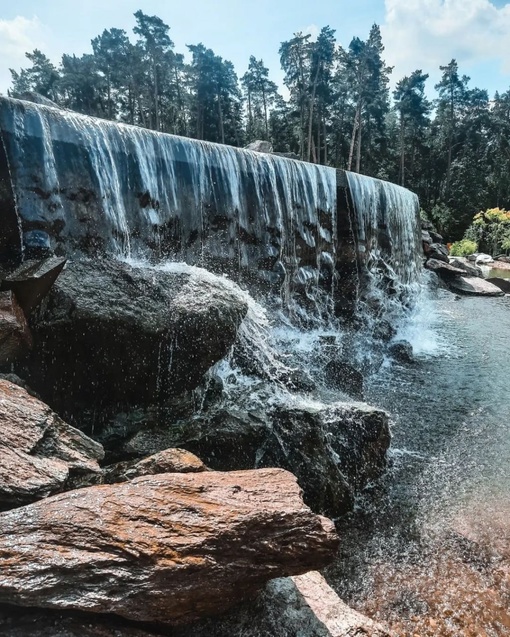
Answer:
[0, 607, 156, 637]
[20, 259, 248, 424]
[0, 379, 103, 508]
[388, 340, 414, 363]
[1, 257, 66, 314]
[0, 468, 339, 625]
[425, 243, 449, 263]
[448, 257, 483, 277]
[122, 401, 391, 519]
[372, 319, 397, 342]
[475, 253, 494, 265]
[448, 276, 504, 296]
[424, 258, 465, 277]
[486, 277, 510, 294]
[0, 290, 32, 365]
[245, 140, 273, 153]
[421, 230, 432, 246]
[324, 359, 364, 400]
[101, 448, 209, 484]
[496, 255, 510, 263]
[429, 230, 444, 243]
[172, 571, 392, 637]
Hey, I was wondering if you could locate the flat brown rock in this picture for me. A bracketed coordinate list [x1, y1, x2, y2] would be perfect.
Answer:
[291, 571, 393, 636]
[0, 379, 104, 507]
[101, 448, 209, 484]
[0, 468, 339, 625]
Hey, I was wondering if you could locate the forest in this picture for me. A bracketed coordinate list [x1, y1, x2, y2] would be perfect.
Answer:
[7, 9, 510, 241]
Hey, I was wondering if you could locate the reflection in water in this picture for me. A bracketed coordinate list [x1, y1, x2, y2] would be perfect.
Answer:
[328, 289, 510, 636]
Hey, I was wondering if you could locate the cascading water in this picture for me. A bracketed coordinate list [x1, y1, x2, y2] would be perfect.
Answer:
[346, 171, 422, 320]
[0, 96, 338, 313]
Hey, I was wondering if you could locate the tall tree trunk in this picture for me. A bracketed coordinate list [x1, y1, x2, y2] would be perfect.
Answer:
[218, 92, 225, 144]
[307, 63, 321, 162]
[262, 87, 268, 138]
[247, 89, 253, 138]
[355, 115, 362, 174]
[348, 101, 361, 172]
[399, 114, 405, 187]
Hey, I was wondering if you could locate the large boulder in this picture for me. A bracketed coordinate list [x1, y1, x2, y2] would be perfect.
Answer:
[121, 400, 391, 519]
[0, 379, 103, 508]
[448, 257, 483, 278]
[0, 468, 339, 625]
[448, 276, 504, 296]
[424, 258, 465, 277]
[19, 259, 248, 422]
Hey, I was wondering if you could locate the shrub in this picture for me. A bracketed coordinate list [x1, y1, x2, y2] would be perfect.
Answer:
[449, 239, 478, 256]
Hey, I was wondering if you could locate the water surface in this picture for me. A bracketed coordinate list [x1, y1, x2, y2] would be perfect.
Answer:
[328, 288, 510, 636]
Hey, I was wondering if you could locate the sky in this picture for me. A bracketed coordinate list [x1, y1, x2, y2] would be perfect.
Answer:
[2, 0, 510, 100]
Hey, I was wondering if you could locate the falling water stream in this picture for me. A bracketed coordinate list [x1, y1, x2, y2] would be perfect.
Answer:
[328, 285, 510, 637]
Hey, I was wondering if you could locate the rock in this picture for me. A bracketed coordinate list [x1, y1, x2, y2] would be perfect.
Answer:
[496, 255, 510, 263]
[245, 140, 273, 153]
[448, 257, 483, 277]
[424, 258, 465, 277]
[0, 607, 156, 637]
[172, 571, 392, 637]
[324, 360, 364, 400]
[122, 401, 391, 519]
[0, 290, 32, 365]
[20, 92, 61, 109]
[475, 253, 494, 265]
[448, 276, 505, 296]
[2, 257, 66, 314]
[486, 277, 510, 293]
[0, 379, 103, 507]
[20, 259, 248, 423]
[425, 243, 449, 263]
[420, 219, 435, 231]
[101, 448, 209, 484]
[0, 468, 339, 625]
[388, 340, 414, 363]
[429, 230, 444, 243]
[421, 230, 432, 245]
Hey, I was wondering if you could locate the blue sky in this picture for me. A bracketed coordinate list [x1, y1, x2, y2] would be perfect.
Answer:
[2, 0, 510, 100]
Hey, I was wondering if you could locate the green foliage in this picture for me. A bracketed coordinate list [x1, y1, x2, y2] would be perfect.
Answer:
[449, 239, 477, 256]
[462, 207, 510, 255]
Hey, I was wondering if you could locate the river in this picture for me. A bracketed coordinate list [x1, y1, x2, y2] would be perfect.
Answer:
[328, 284, 510, 636]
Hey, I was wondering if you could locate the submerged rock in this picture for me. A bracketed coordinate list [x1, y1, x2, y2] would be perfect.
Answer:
[388, 340, 414, 363]
[0, 379, 103, 508]
[448, 276, 504, 296]
[0, 468, 339, 625]
[19, 259, 248, 423]
[122, 401, 391, 519]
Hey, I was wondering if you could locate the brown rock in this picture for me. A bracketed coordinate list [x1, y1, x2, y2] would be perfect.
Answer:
[291, 571, 393, 636]
[0, 379, 103, 507]
[101, 448, 209, 484]
[0, 290, 32, 364]
[0, 468, 339, 625]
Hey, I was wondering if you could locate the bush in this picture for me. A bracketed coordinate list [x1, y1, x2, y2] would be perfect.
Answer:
[449, 239, 477, 256]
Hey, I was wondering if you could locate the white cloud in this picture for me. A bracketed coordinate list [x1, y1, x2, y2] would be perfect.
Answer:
[303, 24, 320, 42]
[0, 16, 47, 94]
[381, 0, 510, 87]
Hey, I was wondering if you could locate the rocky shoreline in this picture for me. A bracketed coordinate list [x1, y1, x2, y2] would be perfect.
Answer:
[0, 255, 394, 636]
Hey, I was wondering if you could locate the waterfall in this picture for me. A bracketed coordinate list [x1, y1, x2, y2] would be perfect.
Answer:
[0, 97, 337, 310]
[345, 171, 422, 315]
